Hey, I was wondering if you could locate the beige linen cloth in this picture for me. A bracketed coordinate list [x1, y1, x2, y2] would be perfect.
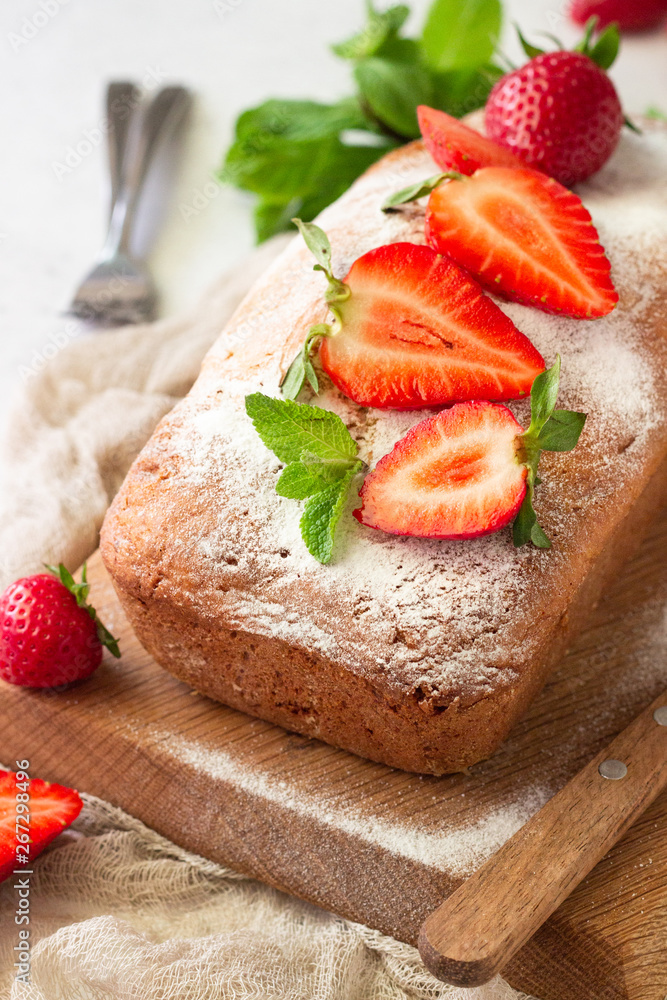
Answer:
[0, 240, 536, 1000]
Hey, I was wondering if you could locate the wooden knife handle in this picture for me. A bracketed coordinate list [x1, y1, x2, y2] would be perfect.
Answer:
[418, 692, 667, 987]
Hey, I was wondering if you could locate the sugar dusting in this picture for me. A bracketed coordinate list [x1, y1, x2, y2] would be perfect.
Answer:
[166, 732, 550, 876]
[151, 128, 667, 703]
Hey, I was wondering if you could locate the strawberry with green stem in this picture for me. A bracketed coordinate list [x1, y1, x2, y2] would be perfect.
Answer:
[0, 563, 120, 689]
[484, 20, 631, 186]
[282, 219, 545, 408]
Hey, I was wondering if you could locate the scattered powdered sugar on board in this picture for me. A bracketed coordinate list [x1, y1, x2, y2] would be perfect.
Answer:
[150, 126, 667, 702]
[166, 732, 550, 876]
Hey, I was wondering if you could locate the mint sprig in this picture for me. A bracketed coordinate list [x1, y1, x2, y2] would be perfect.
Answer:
[332, 4, 410, 61]
[220, 0, 504, 241]
[245, 394, 364, 563]
[46, 562, 121, 658]
[281, 220, 350, 402]
[512, 357, 586, 549]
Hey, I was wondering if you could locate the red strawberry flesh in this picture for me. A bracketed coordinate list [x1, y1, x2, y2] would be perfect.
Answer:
[319, 242, 545, 409]
[417, 105, 526, 175]
[425, 168, 618, 319]
[354, 401, 527, 539]
[0, 770, 83, 882]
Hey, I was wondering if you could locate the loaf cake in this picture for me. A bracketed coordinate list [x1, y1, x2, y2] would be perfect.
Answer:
[101, 121, 667, 774]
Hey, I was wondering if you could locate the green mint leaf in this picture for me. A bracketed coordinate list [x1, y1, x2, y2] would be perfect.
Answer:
[276, 463, 334, 500]
[292, 218, 334, 275]
[421, 0, 502, 71]
[382, 172, 461, 210]
[536, 409, 587, 452]
[515, 24, 544, 59]
[645, 106, 667, 121]
[332, 3, 410, 61]
[245, 394, 359, 465]
[375, 36, 422, 63]
[300, 467, 359, 564]
[431, 64, 502, 118]
[624, 115, 642, 135]
[589, 22, 619, 70]
[254, 198, 300, 243]
[221, 98, 390, 241]
[354, 57, 434, 138]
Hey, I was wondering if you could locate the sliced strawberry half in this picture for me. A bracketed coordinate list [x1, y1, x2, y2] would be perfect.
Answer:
[354, 401, 527, 538]
[0, 770, 83, 882]
[318, 242, 545, 409]
[417, 105, 526, 175]
[425, 167, 618, 319]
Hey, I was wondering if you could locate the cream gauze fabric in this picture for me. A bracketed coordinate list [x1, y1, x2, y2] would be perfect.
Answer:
[0, 792, 536, 1000]
[0, 241, 537, 1000]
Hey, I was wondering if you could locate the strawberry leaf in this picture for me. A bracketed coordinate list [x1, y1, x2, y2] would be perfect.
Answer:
[575, 15, 599, 57]
[513, 486, 551, 550]
[292, 218, 335, 277]
[525, 355, 562, 434]
[513, 357, 587, 549]
[515, 24, 544, 60]
[45, 562, 121, 658]
[536, 409, 586, 452]
[382, 171, 462, 210]
[282, 222, 350, 400]
[589, 22, 619, 70]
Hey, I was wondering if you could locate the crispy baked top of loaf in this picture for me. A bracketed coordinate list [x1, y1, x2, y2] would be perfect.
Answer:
[104, 124, 667, 709]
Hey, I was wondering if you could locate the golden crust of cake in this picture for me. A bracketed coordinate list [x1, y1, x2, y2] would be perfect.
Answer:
[101, 123, 667, 774]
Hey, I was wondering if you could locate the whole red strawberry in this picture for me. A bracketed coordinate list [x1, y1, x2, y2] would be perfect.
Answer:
[485, 25, 624, 186]
[570, 0, 667, 32]
[0, 564, 120, 688]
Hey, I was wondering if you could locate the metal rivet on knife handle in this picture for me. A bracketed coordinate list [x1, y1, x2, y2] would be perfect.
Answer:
[599, 759, 627, 780]
[653, 706, 667, 726]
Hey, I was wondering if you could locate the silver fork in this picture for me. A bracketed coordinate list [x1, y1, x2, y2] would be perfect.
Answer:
[69, 84, 191, 326]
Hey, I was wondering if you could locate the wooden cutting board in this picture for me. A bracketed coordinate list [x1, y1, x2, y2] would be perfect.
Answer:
[1, 511, 667, 999]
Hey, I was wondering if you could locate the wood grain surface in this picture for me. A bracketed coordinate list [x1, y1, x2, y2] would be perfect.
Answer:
[419, 692, 667, 987]
[1, 511, 667, 999]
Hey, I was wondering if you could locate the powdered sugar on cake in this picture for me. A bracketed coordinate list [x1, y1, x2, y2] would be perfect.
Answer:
[164, 126, 667, 703]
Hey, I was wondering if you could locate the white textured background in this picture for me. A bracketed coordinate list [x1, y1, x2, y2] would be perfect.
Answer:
[1, 0, 666, 438]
